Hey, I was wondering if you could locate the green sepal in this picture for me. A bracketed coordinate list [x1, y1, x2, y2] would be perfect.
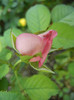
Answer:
[34, 52, 42, 57]
[20, 55, 33, 64]
[30, 62, 55, 73]
[17, 52, 42, 64]
[10, 30, 19, 53]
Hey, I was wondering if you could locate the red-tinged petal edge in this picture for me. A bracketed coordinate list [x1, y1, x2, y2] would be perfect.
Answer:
[38, 30, 57, 67]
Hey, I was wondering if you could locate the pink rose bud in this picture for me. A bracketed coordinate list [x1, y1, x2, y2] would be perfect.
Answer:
[16, 30, 57, 67]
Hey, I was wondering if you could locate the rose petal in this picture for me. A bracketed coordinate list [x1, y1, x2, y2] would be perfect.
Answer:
[38, 30, 57, 67]
[16, 33, 43, 56]
[38, 30, 57, 39]
[39, 40, 52, 67]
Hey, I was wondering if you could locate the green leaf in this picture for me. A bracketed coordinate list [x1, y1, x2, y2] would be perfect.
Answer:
[51, 4, 74, 26]
[26, 4, 51, 33]
[0, 91, 25, 100]
[30, 62, 54, 73]
[0, 36, 6, 49]
[68, 62, 74, 77]
[0, 48, 12, 61]
[24, 74, 59, 100]
[60, 11, 74, 26]
[0, 77, 9, 91]
[0, 64, 9, 79]
[4, 28, 22, 47]
[49, 22, 74, 49]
